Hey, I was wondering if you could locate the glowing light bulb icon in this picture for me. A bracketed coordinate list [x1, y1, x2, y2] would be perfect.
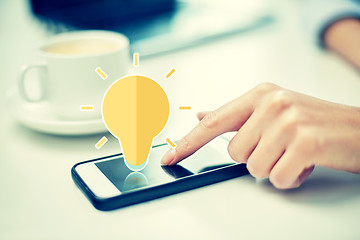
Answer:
[102, 75, 170, 171]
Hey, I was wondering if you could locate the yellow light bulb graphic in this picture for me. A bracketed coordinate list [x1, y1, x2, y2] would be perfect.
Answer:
[102, 75, 170, 171]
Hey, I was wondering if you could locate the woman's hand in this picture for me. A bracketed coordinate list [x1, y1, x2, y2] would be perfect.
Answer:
[161, 83, 360, 189]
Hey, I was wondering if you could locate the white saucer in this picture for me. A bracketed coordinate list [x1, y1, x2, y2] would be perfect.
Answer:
[7, 90, 108, 135]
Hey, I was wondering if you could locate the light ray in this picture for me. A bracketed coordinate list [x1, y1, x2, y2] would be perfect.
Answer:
[133, 53, 139, 67]
[80, 105, 94, 111]
[165, 68, 175, 78]
[95, 67, 108, 80]
[165, 138, 176, 148]
[95, 136, 108, 149]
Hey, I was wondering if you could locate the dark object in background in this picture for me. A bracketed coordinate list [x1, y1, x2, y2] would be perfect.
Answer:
[30, 0, 274, 57]
[31, 0, 176, 29]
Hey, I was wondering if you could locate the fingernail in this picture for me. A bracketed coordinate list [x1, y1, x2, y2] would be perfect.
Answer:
[161, 148, 176, 165]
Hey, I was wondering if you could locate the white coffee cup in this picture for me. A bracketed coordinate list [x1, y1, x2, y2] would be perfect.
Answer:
[18, 30, 130, 120]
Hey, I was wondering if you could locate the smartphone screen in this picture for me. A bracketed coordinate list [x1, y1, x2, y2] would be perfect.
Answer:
[97, 139, 235, 191]
[73, 137, 248, 209]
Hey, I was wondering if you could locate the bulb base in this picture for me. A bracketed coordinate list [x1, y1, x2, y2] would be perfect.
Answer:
[123, 156, 149, 172]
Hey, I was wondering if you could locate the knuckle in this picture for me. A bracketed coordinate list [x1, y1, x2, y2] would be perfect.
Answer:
[266, 90, 293, 111]
[199, 111, 219, 131]
[247, 160, 269, 178]
[295, 129, 312, 145]
[253, 82, 277, 94]
[280, 106, 302, 134]
[292, 129, 319, 158]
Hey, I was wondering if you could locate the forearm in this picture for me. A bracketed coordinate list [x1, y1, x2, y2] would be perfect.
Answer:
[324, 18, 360, 69]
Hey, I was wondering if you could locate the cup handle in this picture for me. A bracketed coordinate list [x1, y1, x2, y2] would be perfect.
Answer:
[18, 62, 47, 102]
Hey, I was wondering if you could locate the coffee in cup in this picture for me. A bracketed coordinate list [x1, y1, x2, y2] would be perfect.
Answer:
[42, 39, 120, 56]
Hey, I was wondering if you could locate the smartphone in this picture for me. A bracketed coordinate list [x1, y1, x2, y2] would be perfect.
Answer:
[71, 137, 249, 211]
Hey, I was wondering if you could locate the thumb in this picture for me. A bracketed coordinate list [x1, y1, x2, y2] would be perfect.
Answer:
[197, 111, 210, 121]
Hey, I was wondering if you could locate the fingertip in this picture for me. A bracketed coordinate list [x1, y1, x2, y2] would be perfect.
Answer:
[161, 148, 176, 165]
[298, 166, 315, 184]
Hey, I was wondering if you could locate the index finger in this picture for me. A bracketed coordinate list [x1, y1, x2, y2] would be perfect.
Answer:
[161, 91, 256, 166]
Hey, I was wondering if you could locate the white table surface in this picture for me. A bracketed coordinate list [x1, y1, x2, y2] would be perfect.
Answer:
[1, 0, 360, 239]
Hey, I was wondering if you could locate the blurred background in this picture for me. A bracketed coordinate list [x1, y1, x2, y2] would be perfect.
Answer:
[1, 0, 278, 115]
[29, 0, 274, 56]
[2, 0, 359, 119]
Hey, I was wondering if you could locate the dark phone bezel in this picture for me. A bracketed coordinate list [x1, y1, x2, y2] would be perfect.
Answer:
[71, 143, 249, 211]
